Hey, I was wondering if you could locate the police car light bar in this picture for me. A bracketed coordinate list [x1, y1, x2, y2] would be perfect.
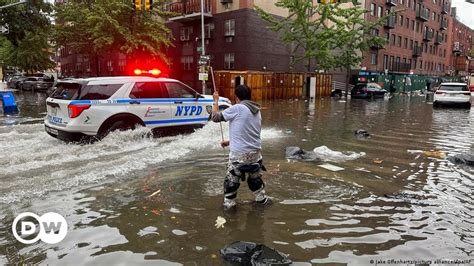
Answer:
[134, 68, 161, 76]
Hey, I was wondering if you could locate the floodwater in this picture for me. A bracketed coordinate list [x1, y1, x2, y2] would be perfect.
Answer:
[0, 91, 473, 265]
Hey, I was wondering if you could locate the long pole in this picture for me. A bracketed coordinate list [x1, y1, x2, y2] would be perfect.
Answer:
[0, 0, 26, 10]
[200, 0, 206, 94]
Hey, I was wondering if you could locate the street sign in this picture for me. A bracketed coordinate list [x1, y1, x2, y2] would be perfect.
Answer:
[198, 73, 208, 81]
[0, 24, 9, 34]
[198, 55, 210, 65]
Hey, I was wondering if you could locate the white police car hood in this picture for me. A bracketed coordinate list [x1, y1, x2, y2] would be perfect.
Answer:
[201, 95, 232, 105]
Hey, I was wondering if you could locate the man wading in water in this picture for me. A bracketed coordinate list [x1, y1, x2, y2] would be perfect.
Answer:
[211, 85, 269, 209]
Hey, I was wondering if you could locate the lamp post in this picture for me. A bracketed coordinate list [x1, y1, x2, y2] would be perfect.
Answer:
[200, 0, 206, 94]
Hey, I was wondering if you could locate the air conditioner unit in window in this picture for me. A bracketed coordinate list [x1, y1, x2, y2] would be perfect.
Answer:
[221, 0, 233, 3]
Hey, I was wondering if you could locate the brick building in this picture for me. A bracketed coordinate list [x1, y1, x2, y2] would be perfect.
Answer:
[164, 0, 309, 90]
[361, 0, 453, 76]
[448, 9, 473, 76]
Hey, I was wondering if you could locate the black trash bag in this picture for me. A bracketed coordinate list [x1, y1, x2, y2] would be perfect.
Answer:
[285, 146, 319, 161]
[220, 241, 292, 266]
[448, 153, 474, 166]
[354, 129, 370, 138]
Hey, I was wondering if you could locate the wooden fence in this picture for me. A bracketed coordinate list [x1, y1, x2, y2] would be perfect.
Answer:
[213, 71, 332, 102]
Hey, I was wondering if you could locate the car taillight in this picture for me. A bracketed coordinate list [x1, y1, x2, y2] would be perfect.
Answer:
[68, 104, 91, 118]
[462, 92, 470, 95]
[435, 91, 444, 94]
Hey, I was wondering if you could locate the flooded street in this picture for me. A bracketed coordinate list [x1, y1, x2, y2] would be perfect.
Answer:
[0, 92, 473, 265]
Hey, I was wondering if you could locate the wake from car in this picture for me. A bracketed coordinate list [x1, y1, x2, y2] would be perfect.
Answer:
[0, 123, 283, 204]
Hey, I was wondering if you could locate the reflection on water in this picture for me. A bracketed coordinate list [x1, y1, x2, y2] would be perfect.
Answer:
[0, 92, 472, 264]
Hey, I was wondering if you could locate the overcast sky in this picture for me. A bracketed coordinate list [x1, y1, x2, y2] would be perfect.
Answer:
[451, 0, 474, 29]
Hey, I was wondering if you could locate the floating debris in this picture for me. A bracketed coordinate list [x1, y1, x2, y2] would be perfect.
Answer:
[220, 241, 291, 265]
[215, 216, 226, 229]
[147, 189, 161, 198]
[171, 229, 187, 236]
[169, 207, 181, 214]
[423, 150, 446, 159]
[373, 159, 383, 164]
[448, 153, 474, 166]
[354, 129, 370, 138]
[318, 163, 344, 172]
[313, 146, 365, 162]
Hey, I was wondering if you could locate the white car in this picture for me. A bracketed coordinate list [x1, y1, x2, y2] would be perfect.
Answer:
[44, 76, 232, 142]
[433, 82, 471, 108]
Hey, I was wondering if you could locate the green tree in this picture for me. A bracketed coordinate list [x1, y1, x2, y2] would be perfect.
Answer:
[329, 4, 387, 96]
[257, 0, 389, 96]
[54, 0, 173, 76]
[0, 0, 55, 73]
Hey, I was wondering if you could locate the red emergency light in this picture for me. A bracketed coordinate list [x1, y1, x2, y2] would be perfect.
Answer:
[133, 68, 162, 76]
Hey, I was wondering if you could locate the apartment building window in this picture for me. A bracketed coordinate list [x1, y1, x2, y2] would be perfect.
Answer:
[225, 19, 235, 36]
[181, 56, 193, 70]
[410, 39, 413, 49]
[204, 23, 215, 39]
[385, 32, 390, 40]
[404, 38, 408, 48]
[370, 3, 376, 16]
[406, 17, 409, 28]
[377, 6, 383, 17]
[180, 27, 193, 41]
[371, 53, 378, 65]
[419, 60, 423, 69]
[397, 36, 402, 47]
[391, 34, 396, 45]
[400, 15, 403, 26]
[432, 11, 436, 21]
[389, 56, 394, 68]
[395, 57, 400, 69]
[372, 29, 379, 36]
[413, 59, 417, 69]
[383, 55, 389, 70]
[411, 20, 415, 31]
[416, 21, 420, 32]
[429, 45, 433, 54]
[224, 53, 235, 69]
[408, 59, 412, 67]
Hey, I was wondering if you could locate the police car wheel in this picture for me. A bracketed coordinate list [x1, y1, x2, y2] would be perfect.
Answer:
[98, 120, 135, 139]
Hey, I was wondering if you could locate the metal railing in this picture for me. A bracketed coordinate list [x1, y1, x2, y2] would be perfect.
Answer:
[413, 46, 422, 57]
[416, 7, 429, 21]
[163, 0, 212, 16]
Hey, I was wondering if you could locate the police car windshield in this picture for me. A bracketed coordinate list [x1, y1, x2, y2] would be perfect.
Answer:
[50, 82, 123, 100]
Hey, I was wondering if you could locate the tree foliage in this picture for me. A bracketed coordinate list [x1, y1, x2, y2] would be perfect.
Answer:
[0, 0, 55, 72]
[256, 0, 388, 74]
[54, 0, 173, 67]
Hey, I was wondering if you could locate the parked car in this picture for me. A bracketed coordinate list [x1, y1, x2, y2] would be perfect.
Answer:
[433, 83, 471, 108]
[7, 75, 23, 89]
[44, 76, 232, 142]
[20, 77, 54, 91]
[351, 83, 387, 99]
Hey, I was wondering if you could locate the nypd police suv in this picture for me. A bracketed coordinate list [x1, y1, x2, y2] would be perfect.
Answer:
[44, 76, 232, 142]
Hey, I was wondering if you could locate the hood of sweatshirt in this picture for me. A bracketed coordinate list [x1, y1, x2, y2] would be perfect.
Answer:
[240, 100, 260, 114]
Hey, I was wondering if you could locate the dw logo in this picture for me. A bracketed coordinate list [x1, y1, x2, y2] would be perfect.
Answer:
[12, 212, 68, 244]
